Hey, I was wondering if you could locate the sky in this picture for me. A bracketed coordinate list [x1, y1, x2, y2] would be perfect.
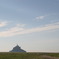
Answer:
[0, 0, 59, 52]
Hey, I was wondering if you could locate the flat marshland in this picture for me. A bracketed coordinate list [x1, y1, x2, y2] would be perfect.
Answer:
[0, 52, 59, 59]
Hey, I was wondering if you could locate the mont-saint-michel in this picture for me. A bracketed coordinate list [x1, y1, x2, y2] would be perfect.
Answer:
[9, 45, 26, 52]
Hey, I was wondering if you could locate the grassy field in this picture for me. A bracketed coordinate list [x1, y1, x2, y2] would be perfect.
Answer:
[0, 52, 59, 59]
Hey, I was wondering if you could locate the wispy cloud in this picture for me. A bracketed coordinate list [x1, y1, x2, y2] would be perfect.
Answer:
[0, 22, 59, 37]
[16, 24, 26, 27]
[35, 15, 46, 21]
[0, 21, 7, 27]
[36, 16, 45, 19]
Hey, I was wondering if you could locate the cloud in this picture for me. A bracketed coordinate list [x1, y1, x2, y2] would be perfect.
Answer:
[35, 15, 46, 21]
[16, 24, 26, 27]
[36, 16, 45, 19]
[0, 21, 7, 27]
[0, 22, 59, 37]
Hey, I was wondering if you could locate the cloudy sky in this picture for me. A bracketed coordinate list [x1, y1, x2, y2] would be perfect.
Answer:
[0, 0, 59, 52]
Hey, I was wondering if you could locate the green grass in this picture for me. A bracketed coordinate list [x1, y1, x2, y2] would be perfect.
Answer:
[0, 52, 59, 59]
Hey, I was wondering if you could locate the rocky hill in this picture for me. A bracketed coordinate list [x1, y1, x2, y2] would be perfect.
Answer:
[9, 45, 26, 52]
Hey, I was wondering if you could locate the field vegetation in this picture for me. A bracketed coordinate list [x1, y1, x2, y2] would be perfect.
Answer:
[0, 52, 59, 59]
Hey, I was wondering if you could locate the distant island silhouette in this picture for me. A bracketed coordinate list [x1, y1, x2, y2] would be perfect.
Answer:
[9, 45, 26, 52]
